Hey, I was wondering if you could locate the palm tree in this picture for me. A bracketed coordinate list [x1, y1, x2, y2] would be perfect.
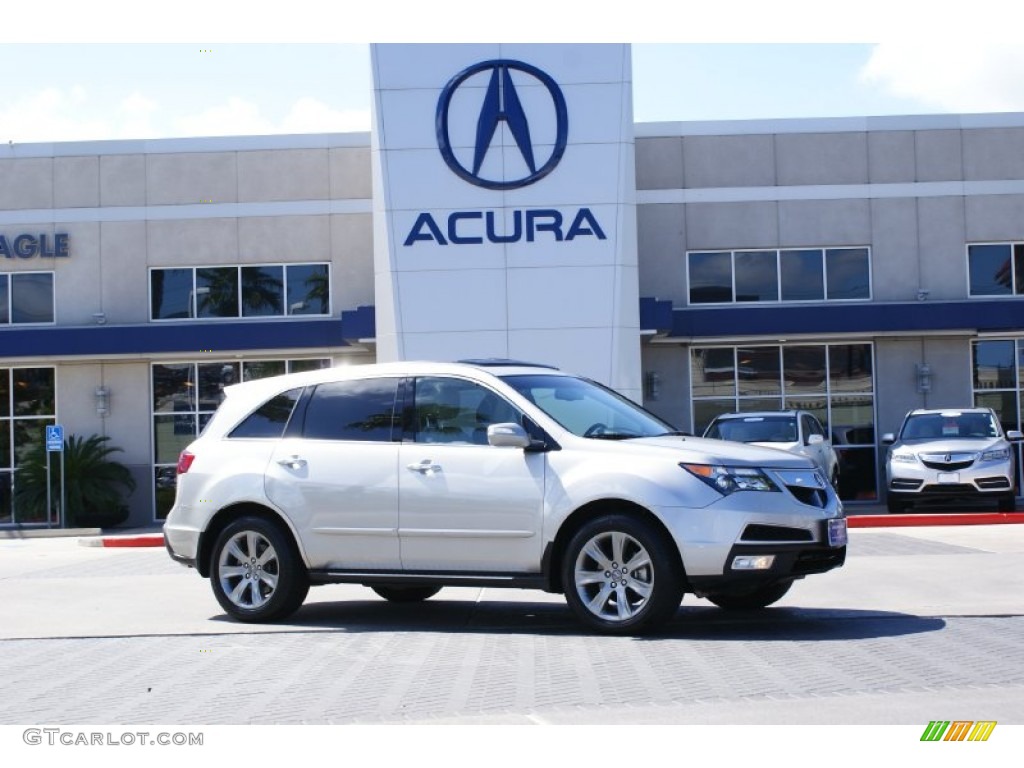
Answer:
[14, 434, 137, 528]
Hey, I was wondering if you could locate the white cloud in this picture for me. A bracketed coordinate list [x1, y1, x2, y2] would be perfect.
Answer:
[861, 44, 1024, 113]
[281, 97, 370, 133]
[0, 87, 109, 143]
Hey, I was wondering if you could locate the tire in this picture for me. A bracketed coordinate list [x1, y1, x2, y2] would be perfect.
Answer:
[210, 515, 309, 622]
[370, 585, 442, 602]
[998, 495, 1016, 512]
[561, 514, 683, 635]
[887, 496, 910, 514]
[705, 580, 793, 611]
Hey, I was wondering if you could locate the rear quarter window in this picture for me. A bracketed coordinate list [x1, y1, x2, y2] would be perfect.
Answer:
[228, 388, 303, 439]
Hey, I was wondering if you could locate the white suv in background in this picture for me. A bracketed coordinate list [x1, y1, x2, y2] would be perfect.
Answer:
[164, 361, 847, 634]
[883, 408, 1021, 513]
[702, 411, 840, 488]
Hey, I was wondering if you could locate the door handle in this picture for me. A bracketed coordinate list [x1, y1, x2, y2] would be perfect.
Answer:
[277, 456, 307, 470]
[406, 459, 441, 475]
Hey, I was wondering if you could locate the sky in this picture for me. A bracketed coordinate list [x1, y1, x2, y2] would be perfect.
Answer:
[3, 2, 1024, 144]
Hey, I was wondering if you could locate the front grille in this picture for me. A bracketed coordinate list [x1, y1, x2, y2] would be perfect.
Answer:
[919, 483, 978, 495]
[890, 478, 923, 489]
[741, 524, 814, 542]
[919, 452, 977, 471]
[976, 477, 1011, 489]
[786, 485, 827, 508]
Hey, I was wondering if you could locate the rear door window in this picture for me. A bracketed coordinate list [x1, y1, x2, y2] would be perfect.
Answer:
[301, 378, 400, 442]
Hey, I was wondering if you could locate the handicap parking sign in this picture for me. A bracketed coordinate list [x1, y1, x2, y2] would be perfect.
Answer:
[46, 425, 64, 452]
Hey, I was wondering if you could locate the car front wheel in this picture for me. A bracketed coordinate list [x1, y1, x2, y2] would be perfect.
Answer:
[562, 514, 683, 634]
[210, 516, 309, 622]
[705, 580, 793, 610]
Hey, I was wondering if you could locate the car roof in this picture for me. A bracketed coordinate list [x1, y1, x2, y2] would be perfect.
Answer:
[712, 411, 802, 420]
[905, 408, 992, 416]
[220, 360, 568, 401]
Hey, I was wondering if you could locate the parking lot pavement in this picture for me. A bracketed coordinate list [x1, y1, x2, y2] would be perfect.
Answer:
[1, 525, 1023, 725]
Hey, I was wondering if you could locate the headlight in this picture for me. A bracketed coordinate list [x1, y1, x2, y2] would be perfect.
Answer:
[890, 452, 917, 464]
[981, 448, 1010, 461]
[680, 464, 779, 495]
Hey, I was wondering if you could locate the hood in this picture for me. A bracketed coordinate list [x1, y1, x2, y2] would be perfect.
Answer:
[894, 437, 1006, 454]
[625, 435, 817, 469]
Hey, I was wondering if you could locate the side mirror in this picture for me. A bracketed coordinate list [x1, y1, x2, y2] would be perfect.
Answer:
[1007, 430, 1023, 442]
[807, 434, 824, 446]
[487, 423, 531, 449]
[881, 433, 896, 445]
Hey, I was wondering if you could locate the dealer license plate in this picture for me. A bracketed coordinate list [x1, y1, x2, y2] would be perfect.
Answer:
[827, 518, 848, 547]
[938, 472, 959, 484]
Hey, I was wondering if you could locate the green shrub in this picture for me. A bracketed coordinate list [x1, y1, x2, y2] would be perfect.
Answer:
[15, 434, 137, 528]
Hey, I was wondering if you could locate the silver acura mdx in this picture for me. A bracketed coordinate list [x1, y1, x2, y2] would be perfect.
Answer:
[883, 408, 1021, 513]
[164, 360, 847, 634]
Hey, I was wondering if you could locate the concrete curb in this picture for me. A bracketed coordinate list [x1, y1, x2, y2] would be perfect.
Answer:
[78, 534, 165, 548]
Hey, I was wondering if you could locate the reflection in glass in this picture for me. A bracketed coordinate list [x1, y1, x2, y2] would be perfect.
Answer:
[13, 419, 54, 466]
[967, 244, 1012, 296]
[286, 264, 329, 315]
[829, 344, 873, 393]
[0, 471, 11, 524]
[154, 467, 178, 520]
[826, 248, 870, 300]
[973, 340, 1015, 390]
[785, 397, 827, 431]
[835, 447, 877, 501]
[737, 397, 783, 413]
[780, 249, 824, 301]
[829, 396, 875, 445]
[0, 275, 8, 324]
[735, 251, 778, 302]
[693, 399, 735, 436]
[1016, 245, 1024, 295]
[736, 347, 781, 396]
[0, 370, 8, 418]
[243, 360, 287, 381]
[198, 363, 239, 411]
[153, 364, 195, 413]
[691, 348, 736, 398]
[196, 267, 239, 318]
[11, 273, 54, 323]
[154, 414, 196, 464]
[783, 346, 826, 394]
[975, 391, 1019, 433]
[241, 266, 284, 317]
[303, 379, 399, 442]
[688, 252, 732, 304]
[150, 268, 194, 319]
[288, 359, 330, 374]
[13, 368, 55, 416]
[0, 421, 9, 467]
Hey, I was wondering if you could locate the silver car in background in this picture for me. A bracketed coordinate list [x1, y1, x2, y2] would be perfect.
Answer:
[883, 408, 1022, 513]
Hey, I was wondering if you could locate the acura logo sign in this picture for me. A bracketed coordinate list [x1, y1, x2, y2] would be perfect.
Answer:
[436, 59, 569, 190]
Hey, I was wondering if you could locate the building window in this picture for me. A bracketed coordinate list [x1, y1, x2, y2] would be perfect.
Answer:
[690, 342, 877, 502]
[0, 272, 55, 324]
[152, 358, 330, 519]
[150, 264, 330, 320]
[687, 248, 870, 305]
[972, 339, 1024, 495]
[0, 367, 57, 526]
[968, 243, 1024, 296]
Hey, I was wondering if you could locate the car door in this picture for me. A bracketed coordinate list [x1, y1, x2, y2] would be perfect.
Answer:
[397, 376, 545, 573]
[264, 376, 402, 570]
[801, 414, 831, 476]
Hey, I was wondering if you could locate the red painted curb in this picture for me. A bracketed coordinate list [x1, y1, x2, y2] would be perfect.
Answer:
[99, 535, 165, 548]
[848, 512, 1024, 528]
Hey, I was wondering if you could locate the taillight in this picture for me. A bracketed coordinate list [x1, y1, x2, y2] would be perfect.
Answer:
[177, 451, 196, 474]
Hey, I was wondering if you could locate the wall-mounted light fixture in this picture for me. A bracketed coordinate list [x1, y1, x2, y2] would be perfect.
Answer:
[916, 289, 930, 302]
[95, 386, 110, 417]
[916, 363, 932, 394]
[644, 371, 662, 402]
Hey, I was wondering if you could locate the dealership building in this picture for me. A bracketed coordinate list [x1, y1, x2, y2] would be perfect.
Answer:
[2, 43, 1024, 527]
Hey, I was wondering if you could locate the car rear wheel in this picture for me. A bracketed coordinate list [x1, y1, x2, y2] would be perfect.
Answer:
[370, 585, 442, 602]
[210, 516, 309, 622]
[562, 514, 683, 635]
[705, 580, 793, 610]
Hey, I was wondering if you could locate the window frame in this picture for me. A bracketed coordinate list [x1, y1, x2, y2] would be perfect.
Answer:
[1, 271, 56, 326]
[967, 242, 1023, 298]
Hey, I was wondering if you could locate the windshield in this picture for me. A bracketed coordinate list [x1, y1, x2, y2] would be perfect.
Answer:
[900, 411, 1000, 440]
[500, 374, 677, 439]
[705, 416, 798, 443]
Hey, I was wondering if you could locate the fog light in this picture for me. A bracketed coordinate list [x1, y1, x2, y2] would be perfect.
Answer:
[732, 555, 775, 571]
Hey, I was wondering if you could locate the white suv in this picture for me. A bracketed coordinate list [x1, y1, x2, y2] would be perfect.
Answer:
[164, 361, 847, 634]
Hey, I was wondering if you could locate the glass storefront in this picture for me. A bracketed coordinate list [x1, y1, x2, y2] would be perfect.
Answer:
[0, 367, 57, 525]
[972, 339, 1024, 494]
[690, 342, 877, 502]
